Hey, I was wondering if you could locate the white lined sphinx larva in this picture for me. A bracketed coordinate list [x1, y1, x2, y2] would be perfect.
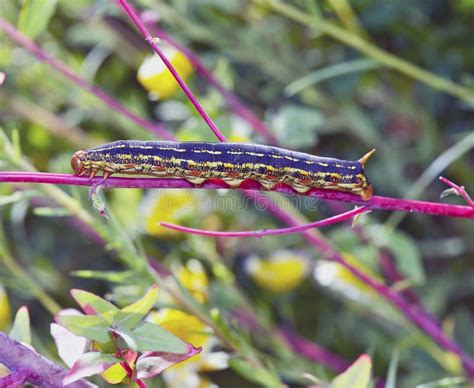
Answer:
[71, 141, 375, 200]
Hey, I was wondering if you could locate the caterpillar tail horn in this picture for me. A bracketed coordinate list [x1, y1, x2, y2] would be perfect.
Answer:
[358, 149, 376, 168]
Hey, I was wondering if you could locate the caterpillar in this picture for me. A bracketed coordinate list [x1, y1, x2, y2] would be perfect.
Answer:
[71, 141, 375, 200]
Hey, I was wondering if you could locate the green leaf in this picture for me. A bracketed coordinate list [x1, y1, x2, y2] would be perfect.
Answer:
[271, 105, 323, 149]
[71, 270, 135, 283]
[0, 190, 38, 207]
[63, 351, 120, 385]
[58, 314, 110, 343]
[71, 289, 118, 321]
[9, 306, 31, 344]
[17, 0, 58, 39]
[114, 285, 158, 329]
[382, 230, 425, 284]
[331, 354, 372, 388]
[32, 207, 72, 217]
[132, 321, 187, 353]
[386, 350, 399, 388]
[229, 357, 281, 386]
[111, 325, 138, 352]
[135, 345, 201, 380]
[285, 59, 380, 96]
[415, 376, 467, 388]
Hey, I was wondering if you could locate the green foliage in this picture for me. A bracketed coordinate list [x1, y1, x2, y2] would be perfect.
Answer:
[9, 306, 31, 344]
[17, 0, 58, 39]
[133, 321, 187, 353]
[1, 0, 474, 387]
[330, 354, 372, 388]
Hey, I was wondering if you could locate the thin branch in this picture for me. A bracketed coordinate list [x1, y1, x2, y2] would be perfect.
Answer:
[242, 190, 474, 377]
[3, 93, 94, 148]
[260, 0, 474, 104]
[117, 0, 227, 142]
[0, 332, 93, 388]
[439, 176, 474, 208]
[141, 17, 279, 145]
[105, 3, 474, 378]
[0, 17, 173, 141]
[1, 172, 473, 219]
[160, 206, 368, 237]
[278, 326, 350, 373]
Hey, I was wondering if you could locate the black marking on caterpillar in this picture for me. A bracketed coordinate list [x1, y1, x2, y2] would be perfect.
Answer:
[71, 140, 375, 200]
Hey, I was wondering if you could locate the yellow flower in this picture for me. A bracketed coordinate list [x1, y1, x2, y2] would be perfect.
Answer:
[101, 350, 137, 384]
[145, 190, 198, 237]
[101, 363, 128, 384]
[175, 260, 209, 303]
[150, 308, 229, 387]
[314, 253, 383, 301]
[151, 308, 209, 348]
[0, 285, 10, 331]
[246, 250, 309, 293]
[137, 45, 193, 100]
[228, 133, 251, 143]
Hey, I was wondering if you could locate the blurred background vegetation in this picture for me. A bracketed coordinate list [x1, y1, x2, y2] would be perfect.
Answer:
[0, 0, 474, 386]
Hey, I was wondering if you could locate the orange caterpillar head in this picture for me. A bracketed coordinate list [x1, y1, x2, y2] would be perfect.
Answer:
[70, 150, 87, 175]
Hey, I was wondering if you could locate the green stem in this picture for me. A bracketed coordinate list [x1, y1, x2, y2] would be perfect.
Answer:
[259, 0, 474, 104]
[0, 248, 61, 315]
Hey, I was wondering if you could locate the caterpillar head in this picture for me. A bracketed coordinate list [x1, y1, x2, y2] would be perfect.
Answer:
[70, 150, 87, 175]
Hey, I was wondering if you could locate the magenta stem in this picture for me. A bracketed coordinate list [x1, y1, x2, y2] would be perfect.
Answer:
[278, 326, 350, 373]
[160, 206, 368, 237]
[439, 176, 474, 208]
[2, 172, 473, 219]
[243, 190, 474, 376]
[117, 0, 227, 142]
[0, 17, 173, 141]
[142, 21, 279, 145]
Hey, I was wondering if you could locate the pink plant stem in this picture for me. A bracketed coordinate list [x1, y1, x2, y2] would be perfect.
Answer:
[117, 0, 226, 142]
[142, 21, 279, 145]
[439, 176, 474, 208]
[0, 17, 173, 141]
[244, 190, 474, 377]
[24, 2, 465, 377]
[378, 251, 422, 306]
[117, 8, 474, 376]
[161, 206, 368, 237]
[2, 172, 474, 219]
[278, 326, 350, 373]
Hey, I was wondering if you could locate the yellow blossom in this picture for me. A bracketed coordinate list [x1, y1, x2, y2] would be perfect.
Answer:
[101, 363, 128, 385]
[228, 133, 251, 143]
[145, 190, 198, 237]
[0, 285, 10, 331]
[101, 350, 137, 384]
[175, 260, 209, 303]
[246, 250, 309, 293]
[137, 45, 193, 100]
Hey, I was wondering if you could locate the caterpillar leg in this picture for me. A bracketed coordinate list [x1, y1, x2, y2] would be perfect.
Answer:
[224, 178, 244, 188]
[289, 183, 311, 194]
[259, 180, 277, 191]
[185, 177, 206, 185]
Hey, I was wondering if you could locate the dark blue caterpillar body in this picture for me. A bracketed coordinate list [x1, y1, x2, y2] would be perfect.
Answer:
[71, 140, 374, 199]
